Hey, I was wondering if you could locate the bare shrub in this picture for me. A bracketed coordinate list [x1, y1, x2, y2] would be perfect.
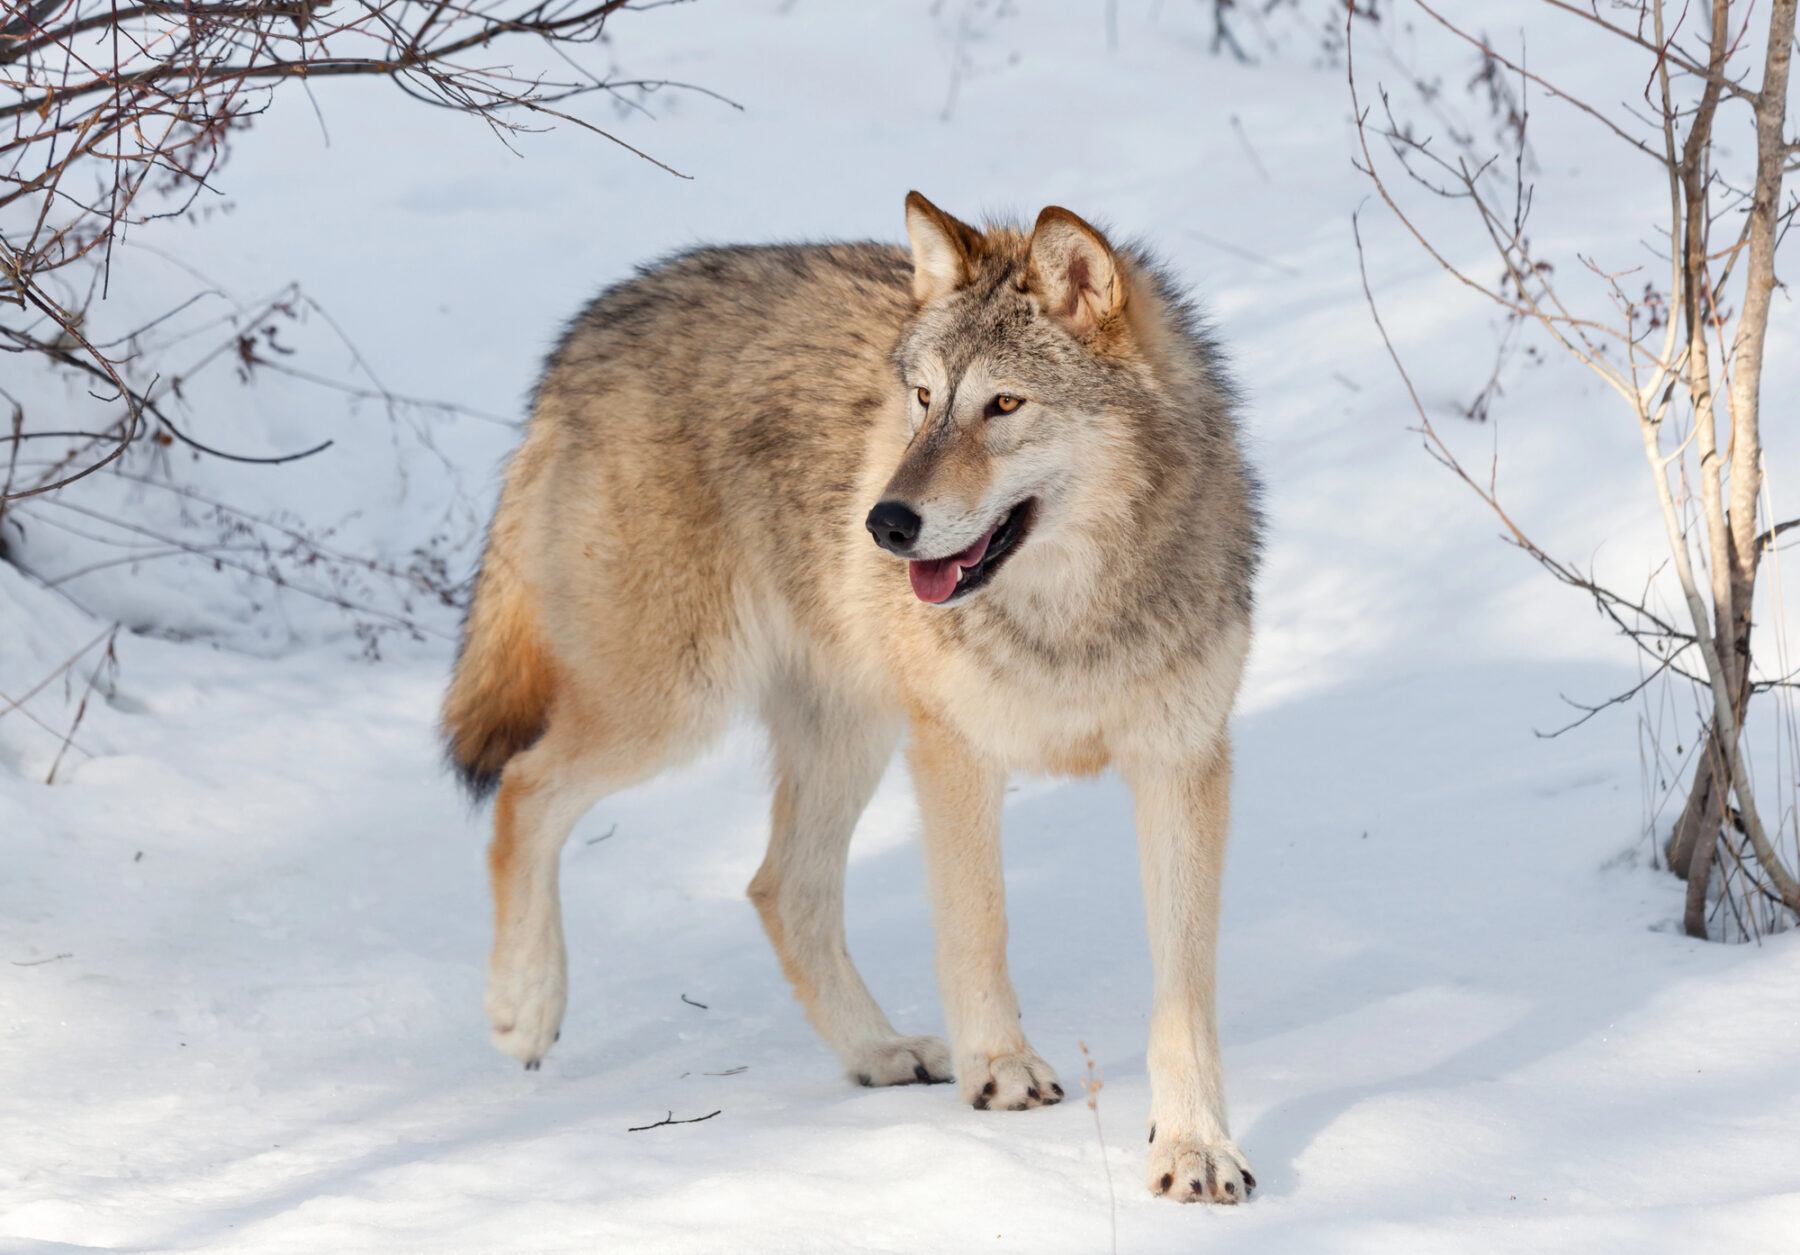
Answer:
[1, 0, 726, 649]
[1351, 0, 1800, 939]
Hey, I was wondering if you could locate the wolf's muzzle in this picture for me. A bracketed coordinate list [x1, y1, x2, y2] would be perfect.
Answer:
[866, 500, 922, 554]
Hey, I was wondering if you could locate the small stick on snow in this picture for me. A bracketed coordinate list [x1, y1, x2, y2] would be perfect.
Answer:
[1230, 114, 1271, 182]
[1079, 1041, 1116, 1255]
[680, 994, 708, 1010]
[1182, 228, 1300, 276]
[46, 625, 118, 784]
[628, 1109, 721, 1133]
[10, 953, 72, 967]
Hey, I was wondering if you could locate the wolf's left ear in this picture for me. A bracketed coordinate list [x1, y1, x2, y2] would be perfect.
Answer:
[1027, 206, 1124, 337]
[906, 191, 985, 305]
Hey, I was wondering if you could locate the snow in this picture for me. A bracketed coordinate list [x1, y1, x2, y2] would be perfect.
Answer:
[5, 2, 1800, 1251]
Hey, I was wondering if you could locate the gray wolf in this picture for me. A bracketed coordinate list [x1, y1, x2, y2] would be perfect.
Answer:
[442, 193, 1261, 1203]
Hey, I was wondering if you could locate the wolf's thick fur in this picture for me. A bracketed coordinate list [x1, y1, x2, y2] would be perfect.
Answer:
[443, 194, 1262, 1203]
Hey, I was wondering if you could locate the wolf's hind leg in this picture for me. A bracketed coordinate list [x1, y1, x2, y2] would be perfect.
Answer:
[484, 720, 615, 1068]
[749, 682, 950, 1087]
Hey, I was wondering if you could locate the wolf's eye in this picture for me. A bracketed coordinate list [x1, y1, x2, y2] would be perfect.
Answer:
[989, 394, 1024, 417]
[915, 387, 931, 408]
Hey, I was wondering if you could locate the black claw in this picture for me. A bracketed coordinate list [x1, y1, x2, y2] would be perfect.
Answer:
[1148, 1124, 1156, 1144]
[1050, 1083, 1063, 1098]
[914, 1064, 931, 1084]
[1242, 1170, 1256, 1195]
[856, 1073, 873, 1087]
[1026, 1086, 1040, 1100]
[524, 1059, 539, 1071]
[1224, 1180, 1237, 1198]
[973, 1094, 990, 1110]
[1190, 1178, 1204, 1197]
[554, 1031, 560, 1042]
[1158, 1173, 1174, 1194]
[981, 1081, 996, 1096]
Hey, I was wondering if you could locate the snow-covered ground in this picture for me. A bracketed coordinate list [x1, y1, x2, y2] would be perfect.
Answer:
[5, 2, 1800, 1251]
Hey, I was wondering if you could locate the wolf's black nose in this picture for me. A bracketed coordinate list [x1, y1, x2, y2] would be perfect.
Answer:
[866, 500, 922, 554]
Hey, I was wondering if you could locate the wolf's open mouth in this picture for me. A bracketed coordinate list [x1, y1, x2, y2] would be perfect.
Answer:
[908, 499, 1036, 605]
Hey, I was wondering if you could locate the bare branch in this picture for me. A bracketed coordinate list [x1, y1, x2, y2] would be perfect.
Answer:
[626, 1109, 721, 1132]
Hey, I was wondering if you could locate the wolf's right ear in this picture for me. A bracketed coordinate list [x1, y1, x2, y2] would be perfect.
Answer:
[905, 192, 984, 305]
[1027, 206, 1123, 338]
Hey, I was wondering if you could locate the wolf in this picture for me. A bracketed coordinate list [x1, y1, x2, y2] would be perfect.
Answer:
[441, 193, 1261, 1203]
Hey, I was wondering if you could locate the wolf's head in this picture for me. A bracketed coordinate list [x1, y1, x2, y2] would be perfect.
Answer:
[868, 192, 1193, 608]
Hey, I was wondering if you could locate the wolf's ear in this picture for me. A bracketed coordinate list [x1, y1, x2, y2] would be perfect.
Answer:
[1027, 206, 1124, 338]
[905, 191, 984, 305]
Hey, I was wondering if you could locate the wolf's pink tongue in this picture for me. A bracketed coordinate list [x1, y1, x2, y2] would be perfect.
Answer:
[908, 527, 995, 604]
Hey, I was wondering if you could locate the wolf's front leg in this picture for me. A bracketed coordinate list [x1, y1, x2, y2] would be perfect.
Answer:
[907, 714, 1061, 1111]
[1123, 738, 1254, 1203]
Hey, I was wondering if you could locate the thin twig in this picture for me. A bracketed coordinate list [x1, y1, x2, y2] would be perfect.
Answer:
[9, 953, 73, 967]
[627, 1109, 721, 1132]
[1078, 1041, 1115, 1255]
[45, 623, 117, 784]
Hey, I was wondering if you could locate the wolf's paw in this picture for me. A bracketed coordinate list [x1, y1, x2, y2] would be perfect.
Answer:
[847, 1034, 954, 1087]
[961, 1048, 1062, 1111]
[1146, 1134, 1254, 1204]
[485, 945, 566, 1069]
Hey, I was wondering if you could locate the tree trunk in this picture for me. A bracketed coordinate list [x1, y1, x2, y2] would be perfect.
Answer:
[1667, 0, 1796, 929]
[1668, 747, 1716, 875]
[1667, 0, 1734, 900]
[1683, 816, 1719, 937]
[1681, 736, 1728, 936]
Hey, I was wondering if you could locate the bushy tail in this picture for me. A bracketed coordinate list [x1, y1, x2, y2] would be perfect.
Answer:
[442, 539, 553, 802]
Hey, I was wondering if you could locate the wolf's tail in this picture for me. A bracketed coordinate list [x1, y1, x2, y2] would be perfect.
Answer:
[442, 524, 554, 802]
